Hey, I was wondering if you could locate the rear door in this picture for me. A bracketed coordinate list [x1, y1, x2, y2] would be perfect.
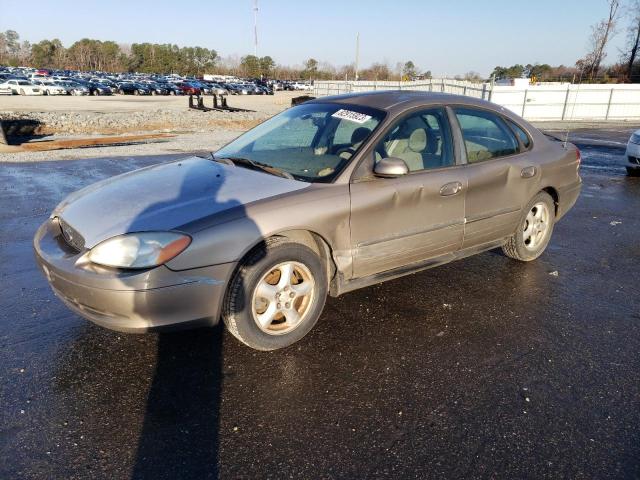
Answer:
[349, 107, 466, 278]
[451, 107, 535, 248]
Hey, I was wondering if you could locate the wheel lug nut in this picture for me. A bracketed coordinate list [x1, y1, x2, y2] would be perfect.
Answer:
[285, 303, 290, 309]
[277, 303, 281, 309]
[289, 292, 295, 298]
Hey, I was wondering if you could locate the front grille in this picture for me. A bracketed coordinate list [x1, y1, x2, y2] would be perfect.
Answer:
[58, 218, 85, 252]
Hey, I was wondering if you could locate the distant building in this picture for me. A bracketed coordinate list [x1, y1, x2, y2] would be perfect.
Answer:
[494, 78, 530, 88]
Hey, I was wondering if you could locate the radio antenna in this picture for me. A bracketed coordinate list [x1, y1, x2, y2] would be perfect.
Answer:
[253, 0, 259, 57]
[563, 70, 583, 148]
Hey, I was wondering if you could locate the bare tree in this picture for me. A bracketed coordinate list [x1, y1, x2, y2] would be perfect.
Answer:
[578, 0, 620, 80]
[623, 0, 640, 81]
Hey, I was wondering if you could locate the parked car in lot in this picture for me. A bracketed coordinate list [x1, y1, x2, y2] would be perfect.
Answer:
[625, 129, 640, 176]
[32, 80, 68, 95]
[158, 82, 182, 95]
[204, 81, 229, 96]
[88, 82, 113, 96]
[2, 79, 43, 95]
[174, 82, 201, 95]
[34, 91, 582, 351]
[115, 82, 148, 95]
[59, 81, 90, 96]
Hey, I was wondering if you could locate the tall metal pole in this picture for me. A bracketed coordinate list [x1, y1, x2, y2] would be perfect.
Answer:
[354, 33, 360, 81]
[253, 0, 259, 57]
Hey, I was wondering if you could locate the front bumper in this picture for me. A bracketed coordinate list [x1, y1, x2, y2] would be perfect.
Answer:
[626, 142, 640, 173]
[34, 219, 235, 333]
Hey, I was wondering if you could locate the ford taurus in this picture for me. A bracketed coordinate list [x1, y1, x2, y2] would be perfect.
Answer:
[34, 91, 582, 350]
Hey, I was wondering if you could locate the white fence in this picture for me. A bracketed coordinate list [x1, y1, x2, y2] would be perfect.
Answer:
[313, 79, 490, 99]
[313, 80, 640, 121]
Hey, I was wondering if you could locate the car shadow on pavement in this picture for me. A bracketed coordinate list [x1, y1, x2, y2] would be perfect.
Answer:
[127, 158, 264, 479]
[131, 326, 224, 480]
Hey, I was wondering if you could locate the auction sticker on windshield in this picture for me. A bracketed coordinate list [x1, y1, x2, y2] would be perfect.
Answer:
[331, 109, 372, 124]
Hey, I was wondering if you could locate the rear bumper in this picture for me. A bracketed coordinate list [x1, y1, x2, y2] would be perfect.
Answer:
[34, 219, 235, 333]
[557, 179, 582, 221]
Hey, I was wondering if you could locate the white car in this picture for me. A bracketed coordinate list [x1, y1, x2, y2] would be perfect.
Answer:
[32, 80, 68, 96]
[2, 79, 43, 95]
[626, 130, 640, 176]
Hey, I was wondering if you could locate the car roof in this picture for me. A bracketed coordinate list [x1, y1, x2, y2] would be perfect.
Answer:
[308, 90, 498, 114]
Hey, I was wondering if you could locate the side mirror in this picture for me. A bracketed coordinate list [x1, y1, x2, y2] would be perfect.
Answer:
[374, 157, 409, 178]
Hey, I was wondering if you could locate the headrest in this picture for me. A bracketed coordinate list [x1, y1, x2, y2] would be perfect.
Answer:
[408, 128, 427, 152]
[351, 127, 372, 146]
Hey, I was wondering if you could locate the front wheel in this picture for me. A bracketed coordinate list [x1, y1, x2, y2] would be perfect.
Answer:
[502, 191, 555, 261]
[223, 238, 327, 351]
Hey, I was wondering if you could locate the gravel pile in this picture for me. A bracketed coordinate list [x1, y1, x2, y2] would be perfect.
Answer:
[0, 109, 268, 136]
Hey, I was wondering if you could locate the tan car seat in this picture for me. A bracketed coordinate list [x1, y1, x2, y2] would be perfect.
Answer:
[390, 128, 427, 171]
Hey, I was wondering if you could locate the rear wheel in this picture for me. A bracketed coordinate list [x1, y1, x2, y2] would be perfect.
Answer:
[502, 191, 555, 262]
[223, 238, 327, 351]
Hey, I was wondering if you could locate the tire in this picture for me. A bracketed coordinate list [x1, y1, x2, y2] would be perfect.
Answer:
[93, 90, 99, 96]
[169, 90, 176, 96]
[502, 191, 555, 262]
[626, 166, 640, 177]
[223, 237, 328, 351]
[43, 89, 49, 96]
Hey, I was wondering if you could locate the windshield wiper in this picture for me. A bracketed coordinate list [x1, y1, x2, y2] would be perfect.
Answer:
[214, 155, 294, 180]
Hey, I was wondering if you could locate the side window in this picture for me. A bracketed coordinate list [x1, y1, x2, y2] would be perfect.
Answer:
[505, 119, 532, 149]
[454, 108, 519, 163]
[374, 107, 454, 172]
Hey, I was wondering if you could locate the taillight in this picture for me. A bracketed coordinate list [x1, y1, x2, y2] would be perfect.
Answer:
[575, 148, 581, 169]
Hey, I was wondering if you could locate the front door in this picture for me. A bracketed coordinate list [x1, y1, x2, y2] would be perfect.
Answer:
[349, 107, 465, 278]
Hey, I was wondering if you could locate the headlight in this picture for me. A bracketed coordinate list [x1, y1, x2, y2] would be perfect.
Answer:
[630, 133, 640, 145]
[87, 232, 191, 269]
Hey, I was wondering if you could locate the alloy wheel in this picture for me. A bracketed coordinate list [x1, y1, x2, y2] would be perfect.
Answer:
[523, 202, 550, 250]
[251, 261, 316, 335]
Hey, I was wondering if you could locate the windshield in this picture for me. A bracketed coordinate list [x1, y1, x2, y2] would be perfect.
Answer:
[215, 102, 385, 182]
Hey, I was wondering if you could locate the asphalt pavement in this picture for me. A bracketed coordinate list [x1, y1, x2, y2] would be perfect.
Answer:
[0, 131, 639, 479]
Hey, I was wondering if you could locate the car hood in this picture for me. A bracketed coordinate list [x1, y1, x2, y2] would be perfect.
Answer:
[54, 156, 309, 248]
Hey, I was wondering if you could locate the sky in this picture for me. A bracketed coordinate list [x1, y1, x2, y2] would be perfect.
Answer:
[0, 0, 630, 76]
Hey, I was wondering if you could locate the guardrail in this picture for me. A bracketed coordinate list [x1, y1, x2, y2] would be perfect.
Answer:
[313, 80, 640, 121]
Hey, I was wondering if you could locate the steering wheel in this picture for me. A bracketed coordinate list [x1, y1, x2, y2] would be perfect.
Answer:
[335, 147, 356, 159]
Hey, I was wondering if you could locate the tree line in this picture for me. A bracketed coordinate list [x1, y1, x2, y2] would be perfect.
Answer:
[0, 32, 430, 81]
[1, 1, 639, 82]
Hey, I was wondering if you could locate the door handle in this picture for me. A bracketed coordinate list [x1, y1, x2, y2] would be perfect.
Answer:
[439, 181, 463, 196]
[521, 166, 537, 178]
